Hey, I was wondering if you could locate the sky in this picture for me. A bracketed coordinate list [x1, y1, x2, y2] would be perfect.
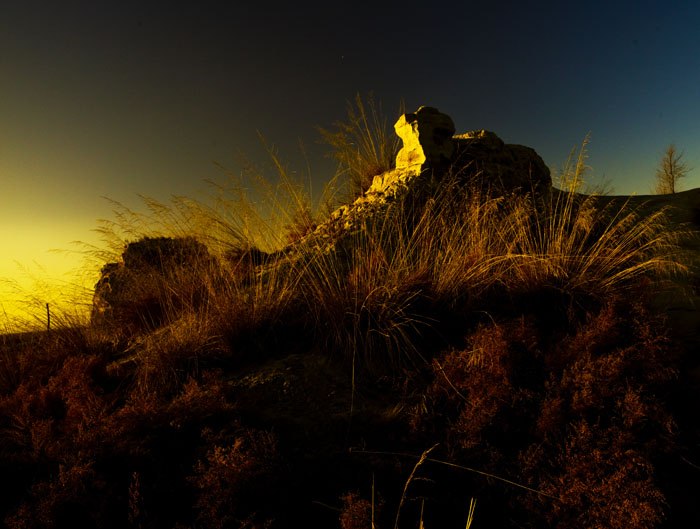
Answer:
[2, 0, 700, 326]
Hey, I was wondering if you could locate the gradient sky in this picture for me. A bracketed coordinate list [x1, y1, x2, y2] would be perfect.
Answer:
[2, 0, 700, 325]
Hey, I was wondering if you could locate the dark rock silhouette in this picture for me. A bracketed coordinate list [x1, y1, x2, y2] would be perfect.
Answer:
[92, 236, 212, 329]
[453, 129, 551, 195]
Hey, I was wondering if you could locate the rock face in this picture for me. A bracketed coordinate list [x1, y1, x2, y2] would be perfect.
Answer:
[92, 236, 212, 329]
[394, 106, 456, 174]
[453, 129, 551, 195]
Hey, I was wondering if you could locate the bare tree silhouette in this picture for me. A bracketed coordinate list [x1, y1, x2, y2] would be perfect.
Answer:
[653, 143, 690, 194]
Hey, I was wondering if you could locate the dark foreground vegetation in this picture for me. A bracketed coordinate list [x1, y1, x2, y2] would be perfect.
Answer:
[1, 101, 699, 528]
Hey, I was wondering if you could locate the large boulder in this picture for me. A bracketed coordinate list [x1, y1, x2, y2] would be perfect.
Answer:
[92, 236, 213, 329]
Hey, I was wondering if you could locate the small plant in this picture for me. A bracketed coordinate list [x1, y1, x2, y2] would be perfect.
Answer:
[127, 313, 227, 398]
[517, 301, 676, 529]
[339, 491, 376, 529]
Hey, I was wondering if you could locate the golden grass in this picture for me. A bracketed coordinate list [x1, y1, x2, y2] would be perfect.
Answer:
[274, 143, 684, 370]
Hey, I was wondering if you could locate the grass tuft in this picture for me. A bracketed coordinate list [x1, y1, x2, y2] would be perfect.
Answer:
[318, 92, 404, 198]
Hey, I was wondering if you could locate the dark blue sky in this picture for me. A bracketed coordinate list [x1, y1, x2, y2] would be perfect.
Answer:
[2, 0, 700, 309]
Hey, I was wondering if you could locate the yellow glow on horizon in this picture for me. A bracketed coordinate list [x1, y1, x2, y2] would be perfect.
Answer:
[0, 222, 101, 332]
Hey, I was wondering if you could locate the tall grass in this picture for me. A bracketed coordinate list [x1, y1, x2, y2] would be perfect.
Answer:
[514, 139, 685, 294]
[279, 139, 684, 370]
[67, 135, 686, 377]
[318, 92, 404, 199]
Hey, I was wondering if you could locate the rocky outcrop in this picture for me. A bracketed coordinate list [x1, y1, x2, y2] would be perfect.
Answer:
[91, 108, 554, 323]
[92, 236, 213, 329]
[366, 107, 550, 200]
[295, 107, 552, 251]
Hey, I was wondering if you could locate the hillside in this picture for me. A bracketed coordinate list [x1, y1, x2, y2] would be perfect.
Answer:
[1, 108, 699, 528]
[590, 188, 700, 354]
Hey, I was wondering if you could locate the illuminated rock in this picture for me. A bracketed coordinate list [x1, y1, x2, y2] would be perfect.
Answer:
[394, 106, 456, 173]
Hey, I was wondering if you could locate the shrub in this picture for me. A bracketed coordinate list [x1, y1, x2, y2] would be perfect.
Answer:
[166, 371, 231, 429]
[0, 353, 109, 462]
[412, 299, 677, 528]
[423, 317, 542, 460]
[189, 428, 277, 529]
[339, 491, 376, 529]
[5, 460, 100, 529]
[0, 353, 115, 528]
[517, 301, 676, 529]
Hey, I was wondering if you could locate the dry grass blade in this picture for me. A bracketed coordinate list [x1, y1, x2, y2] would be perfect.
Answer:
[353, 448, 558, 501]
[464, 498, 476, 529]
[394, 444, 438, 529]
